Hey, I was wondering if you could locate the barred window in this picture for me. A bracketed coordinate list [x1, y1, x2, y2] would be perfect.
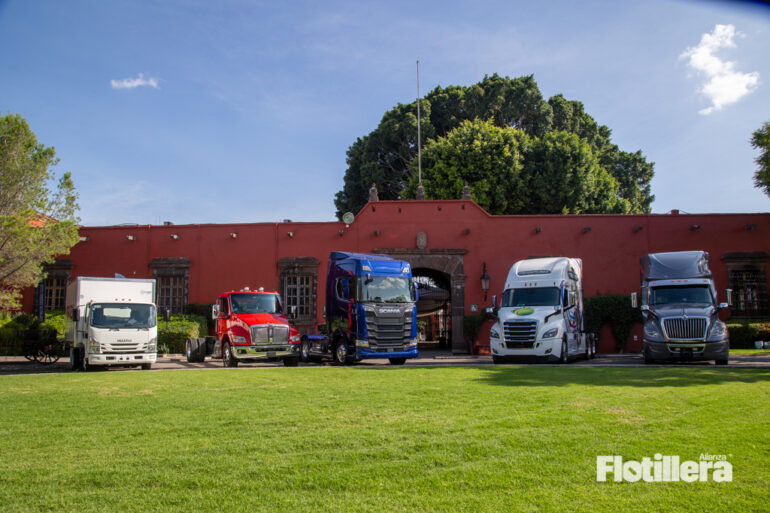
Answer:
[44, 276, 67, 311]
[724, 252, 769, 318]
[157, 275, 186, 315]
[277, 257, 319, 335]
[283, 274, 313, 318]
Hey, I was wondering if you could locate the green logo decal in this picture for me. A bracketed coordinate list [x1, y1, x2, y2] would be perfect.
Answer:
[514, 307, 534, 316]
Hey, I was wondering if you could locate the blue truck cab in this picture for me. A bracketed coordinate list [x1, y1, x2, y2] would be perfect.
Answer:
[301, 252, 419, 365]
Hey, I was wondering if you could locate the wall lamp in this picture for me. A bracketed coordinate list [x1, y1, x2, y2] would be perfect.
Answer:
[746, 224, 757, 231]
[373, 229, 381, 236]
[79, 236, 90, 242]
[690, 224, 701, 231]
[126, 235, 135, 241]
[582, 227, 592, 233]
[230, 232, 238, 239]
[634, 226, 644, 232]
[287, 231, 294, 238]
[170, 234, 180, 240]
[464, 228, 471, 235]
[534, 227, 542, 234]
[481, 262, 491, 301]
[338, 230, 345, 236]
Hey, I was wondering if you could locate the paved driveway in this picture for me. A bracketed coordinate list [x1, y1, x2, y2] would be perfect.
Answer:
[2, 351, 769, 375]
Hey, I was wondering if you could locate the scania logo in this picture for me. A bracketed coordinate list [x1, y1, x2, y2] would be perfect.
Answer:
[379, 308, 400, 314]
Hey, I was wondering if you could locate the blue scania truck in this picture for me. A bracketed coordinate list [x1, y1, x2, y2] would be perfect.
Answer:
[300, 252, 419, 365]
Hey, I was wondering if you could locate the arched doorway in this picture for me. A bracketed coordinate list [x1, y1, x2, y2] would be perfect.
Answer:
[373, 249, 468, 353]
[413, 268, 451, 350]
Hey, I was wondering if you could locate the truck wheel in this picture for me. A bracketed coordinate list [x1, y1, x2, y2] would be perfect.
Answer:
[388, 357, 406, 365]
[222, 342, 238, 368]
[141, 363, 152, 370]
[70, 347, 83, 371]
[82, 352, 93, 372]
[559, 338, 569, 364]
[492, 355, 505, 365]
[300, 339, 311, 363]
[283, 356, 299, 367]
[185, 338, 196, 363]
[590, 335, 597, 359]
[195, 338, 208, 362]
[715, 359, 728, 365]
[333, 340, 350, 366]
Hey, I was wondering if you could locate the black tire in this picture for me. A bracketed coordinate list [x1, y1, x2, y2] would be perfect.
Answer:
[389, 357, 406, 365]
[559, 338, 569, 364]
[333, 340, 350, 366]
[589, 335, 597, 359]
[196, 338, 208, 362]
[222, 342, 238, 367]
[185, 338, 196, 363]
[82, 351, 93, 372]
[141, 363, 152, 370]
[644, 350, 654, 364]
[70, 347, 83, 371]
[715, 359, 728, 365]
[584, 336, 590, 360]
[492, 355, 505, 364]
[283, 356, 299, 367]
[300, 339, 311, 363]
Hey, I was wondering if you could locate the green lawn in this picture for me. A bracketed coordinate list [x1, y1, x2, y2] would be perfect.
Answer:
[1, 367, 768, 512]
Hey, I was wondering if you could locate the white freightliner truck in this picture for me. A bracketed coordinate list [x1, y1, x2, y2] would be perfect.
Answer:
[66, 277, 158, 371]
[488, 257, 595, 363]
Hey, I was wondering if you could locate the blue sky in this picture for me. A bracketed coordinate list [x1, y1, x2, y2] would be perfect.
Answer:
[1, 0, 769, 225]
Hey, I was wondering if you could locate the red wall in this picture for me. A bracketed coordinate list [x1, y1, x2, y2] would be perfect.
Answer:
[27, 200, 770, 352]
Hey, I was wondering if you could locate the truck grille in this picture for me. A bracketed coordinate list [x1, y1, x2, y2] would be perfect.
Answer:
[251, 325, 289, 345]
[504, 320, 538, 348]
[662, 317, 708, 341]
[366, 314, 412, 348]
[102, 342, 145, 353]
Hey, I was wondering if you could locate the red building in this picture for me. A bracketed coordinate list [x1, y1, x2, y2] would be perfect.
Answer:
[28, 200, 770, 353]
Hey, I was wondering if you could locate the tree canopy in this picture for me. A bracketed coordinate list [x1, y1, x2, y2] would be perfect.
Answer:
[752, 119, 770, 197]
[0, 113, 80, 309]
[334, 74, 654, 218]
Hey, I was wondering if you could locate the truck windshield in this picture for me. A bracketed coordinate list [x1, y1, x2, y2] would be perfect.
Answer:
[502, 287, 560, 307]
[357, 276, 415, 303]
[650, 285, 713, 305]
[230, 293, 282, 314]
[90, 303, 156, 329]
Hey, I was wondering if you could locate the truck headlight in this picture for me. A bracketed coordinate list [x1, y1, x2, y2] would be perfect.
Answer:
[490, 327, 500, 339]
[542, 327, 559, 339]
[147, 338, 157, 352]
[232, 335, 248, 345]
[356, 339, 369, 348]
[88, 341, 101, 354]
[643, 322, 662, 339]
[709, 321, 727, 339]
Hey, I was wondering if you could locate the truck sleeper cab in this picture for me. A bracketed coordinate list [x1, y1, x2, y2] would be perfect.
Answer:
[632, 251, 731, 365]
[489, 257, 594, 364]
[301, 252, 419, 365]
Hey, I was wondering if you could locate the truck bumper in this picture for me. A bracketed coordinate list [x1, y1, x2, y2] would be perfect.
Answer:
[490, 338, 561, 362]
[231, 345, 299, 360]
[86, 352, 157, 366]
[644, 339, 729, 362]
[357, 345, 418, 360]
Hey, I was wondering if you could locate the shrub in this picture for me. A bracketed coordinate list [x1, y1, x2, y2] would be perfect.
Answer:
[41, 310, 66, 338]
[584, 295, 642, 352]
[726, 319, 770, 349]
[157, 313, 207, 354]
[184, 303, 215, 334]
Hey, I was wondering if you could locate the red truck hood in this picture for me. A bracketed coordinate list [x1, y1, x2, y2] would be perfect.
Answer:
[232, 313, 289, 326]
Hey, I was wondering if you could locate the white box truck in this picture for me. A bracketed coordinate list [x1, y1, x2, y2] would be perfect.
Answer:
[66, 277, 158, 371]
[488, 257, 595, 363]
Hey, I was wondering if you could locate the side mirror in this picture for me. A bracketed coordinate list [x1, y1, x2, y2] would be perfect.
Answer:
[725, 289, 733, 307]
[485, 307, 496, 318]
[491, 295, 497, 308]
[290, 305, 297, 320]
[211, 304, 220, 320]
[72, 309, 80, 322]
[640, 305, 650, 313]
[630, 292, 638, 309]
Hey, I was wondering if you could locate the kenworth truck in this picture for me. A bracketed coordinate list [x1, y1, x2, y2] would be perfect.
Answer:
[488, 257, 595, 364]
[185, 288, 301, 367]
[631, 251, 731, 364]
[66, 277, 158, 371]
[300, 252, 419, 365]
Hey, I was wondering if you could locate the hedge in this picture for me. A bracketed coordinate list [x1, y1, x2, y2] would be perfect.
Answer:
[584, 295, 642, 352]
[158, 313, 208, 354]
[726, 320, 770, 349]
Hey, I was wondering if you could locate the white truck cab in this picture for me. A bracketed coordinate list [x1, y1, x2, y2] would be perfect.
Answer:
[488, 257, 594, 363]
[66, 277, 158, 371]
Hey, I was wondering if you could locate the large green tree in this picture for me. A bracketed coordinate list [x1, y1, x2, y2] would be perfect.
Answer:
[334, 74, 654, 218]
[752, 119, 770, 197]
[0, 113, 80, 309]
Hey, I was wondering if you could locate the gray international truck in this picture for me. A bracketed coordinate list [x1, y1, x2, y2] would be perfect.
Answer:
[631, 251, 732, 364]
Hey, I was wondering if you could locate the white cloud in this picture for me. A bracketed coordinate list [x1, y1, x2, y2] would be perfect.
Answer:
[680, 24, 759, 115]
[110, 73, 160, 90]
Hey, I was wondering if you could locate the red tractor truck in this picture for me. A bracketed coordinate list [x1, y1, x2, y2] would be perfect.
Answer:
[185, 288, 301, 367]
